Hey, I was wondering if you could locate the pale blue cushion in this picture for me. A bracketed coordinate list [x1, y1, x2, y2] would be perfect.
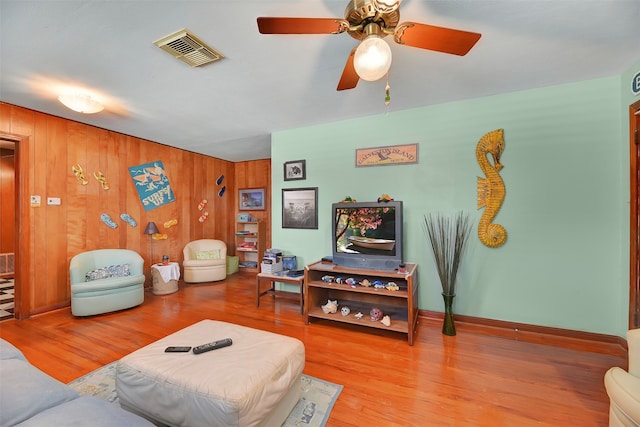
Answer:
[0, 338, 153, 426]
[0, 337, 26, 361]
[15, 396, 155, 427]
[0, 359, 79, 426]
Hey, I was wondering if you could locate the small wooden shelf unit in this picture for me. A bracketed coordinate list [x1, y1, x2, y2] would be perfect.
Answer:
[304, 261, 419, 345]
[235, 221, 266, 273]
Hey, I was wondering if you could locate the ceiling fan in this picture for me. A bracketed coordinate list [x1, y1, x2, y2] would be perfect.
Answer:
[257, 0, 481, 91]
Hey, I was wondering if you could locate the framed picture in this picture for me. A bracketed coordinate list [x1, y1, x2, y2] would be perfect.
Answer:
[239, 188, 265, 211]
[284, 160, 306, 181]
[282, 187, 318, 229]
[355, 143, 419, 167]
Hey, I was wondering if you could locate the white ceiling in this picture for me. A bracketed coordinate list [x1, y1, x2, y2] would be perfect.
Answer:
[1, 0, 639, 162]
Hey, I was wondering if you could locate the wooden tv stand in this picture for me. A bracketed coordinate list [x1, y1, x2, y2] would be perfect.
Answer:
[304, 261, 419, 345]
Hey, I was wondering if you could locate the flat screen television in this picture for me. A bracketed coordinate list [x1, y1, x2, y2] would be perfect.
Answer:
[331, 200, 403, 271]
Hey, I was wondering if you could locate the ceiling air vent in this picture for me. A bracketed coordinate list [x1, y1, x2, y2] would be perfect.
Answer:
[154, 29, 224, 67]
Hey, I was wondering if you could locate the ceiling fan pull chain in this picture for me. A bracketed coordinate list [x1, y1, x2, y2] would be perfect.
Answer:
[384, 74, 391, 108]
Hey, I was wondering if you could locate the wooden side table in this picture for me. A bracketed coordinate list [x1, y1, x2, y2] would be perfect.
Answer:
[256, 272, 304, 314]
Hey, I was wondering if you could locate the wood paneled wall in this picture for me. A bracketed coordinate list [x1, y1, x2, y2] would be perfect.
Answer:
[0, 147, 15, 254]
[0, 102, 271, 317]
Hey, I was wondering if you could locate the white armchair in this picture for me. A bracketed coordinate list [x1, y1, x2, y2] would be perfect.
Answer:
[182, 239, 227, 283]
[605, 328, 640, 427]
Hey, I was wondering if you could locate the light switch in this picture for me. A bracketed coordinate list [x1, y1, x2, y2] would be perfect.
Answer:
[30, 195, 41, 207]
[47, 197, 61, 205]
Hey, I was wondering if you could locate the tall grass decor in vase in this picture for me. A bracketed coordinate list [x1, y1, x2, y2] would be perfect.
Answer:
[423, 212, 472, 336]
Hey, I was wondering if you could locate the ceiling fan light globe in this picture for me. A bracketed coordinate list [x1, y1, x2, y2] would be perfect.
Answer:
[354, 36, 392, 82]
[372, 0, 402, 13]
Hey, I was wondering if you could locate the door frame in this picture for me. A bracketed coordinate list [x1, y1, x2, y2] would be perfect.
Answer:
[629, 99, 640, 328]
[1, 132, 31, 319]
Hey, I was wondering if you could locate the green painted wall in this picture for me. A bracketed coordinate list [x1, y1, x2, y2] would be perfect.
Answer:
[622, 59, 640, 108]
[272, 74, 635, 337]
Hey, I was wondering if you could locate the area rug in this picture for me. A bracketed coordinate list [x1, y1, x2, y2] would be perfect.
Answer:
[68, 362, 342, 427]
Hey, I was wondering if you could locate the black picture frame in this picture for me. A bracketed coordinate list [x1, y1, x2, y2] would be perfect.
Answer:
[282, 187, 318, 229]
[284, 160, 306, 181]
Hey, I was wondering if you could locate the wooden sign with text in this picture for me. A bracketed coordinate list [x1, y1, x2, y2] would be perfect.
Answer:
[355, 143, 419, 167]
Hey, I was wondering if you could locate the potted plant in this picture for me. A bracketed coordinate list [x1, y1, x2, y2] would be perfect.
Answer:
[423, 212, 472, 336]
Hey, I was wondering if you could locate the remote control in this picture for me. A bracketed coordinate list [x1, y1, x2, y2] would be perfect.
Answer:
[192, 338, 232, 354]
[164, 346, 192, 353]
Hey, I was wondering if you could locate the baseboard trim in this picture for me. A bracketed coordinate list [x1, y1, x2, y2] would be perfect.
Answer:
[419, 309, 627, 358]
[29, 302, 70, 318]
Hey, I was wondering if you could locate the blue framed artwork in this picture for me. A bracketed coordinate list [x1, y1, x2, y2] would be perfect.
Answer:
[239, 188, 265, 210]
[128, 160, 175, 211]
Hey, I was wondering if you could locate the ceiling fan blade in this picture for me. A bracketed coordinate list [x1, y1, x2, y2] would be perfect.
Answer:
[337, 48, 359, 91]
[394, 22, 481, 56]
[257, 17, 349, 35]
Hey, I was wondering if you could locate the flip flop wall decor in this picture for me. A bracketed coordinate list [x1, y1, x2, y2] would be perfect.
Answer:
[72, 164, 89, 185]
[216, 174, 225, 197]
[94, 171, 110, 190]
[164, 218, 178, 228]
[120, 213, 137, 227]
[100, 213, 118, 229]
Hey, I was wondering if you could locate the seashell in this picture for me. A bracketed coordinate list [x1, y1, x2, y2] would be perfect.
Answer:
[381, 315, 391, 326]
[321, 299, 338, 314]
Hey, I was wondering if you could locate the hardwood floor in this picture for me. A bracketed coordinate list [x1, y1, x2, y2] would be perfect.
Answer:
[0, 273, 623, 426]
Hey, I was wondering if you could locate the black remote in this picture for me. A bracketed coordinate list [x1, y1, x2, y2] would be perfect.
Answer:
[192, 338, 233, 354]
[165, 346, 192, 353]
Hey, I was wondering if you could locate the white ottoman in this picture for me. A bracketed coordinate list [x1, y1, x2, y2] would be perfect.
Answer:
[115, 320, 305, 427]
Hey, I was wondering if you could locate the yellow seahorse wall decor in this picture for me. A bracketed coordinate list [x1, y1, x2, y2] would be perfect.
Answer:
[476, 129, 507, 248]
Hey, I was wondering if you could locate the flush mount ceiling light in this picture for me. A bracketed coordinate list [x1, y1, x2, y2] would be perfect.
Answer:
[58, 93, 104, 114]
